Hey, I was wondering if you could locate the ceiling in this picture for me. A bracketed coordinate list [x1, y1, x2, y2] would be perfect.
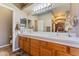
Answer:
[13, 3, 33, 9]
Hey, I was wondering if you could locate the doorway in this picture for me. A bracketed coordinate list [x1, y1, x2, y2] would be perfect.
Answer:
[34, 20, 38, 31]
[55, 22, 65, 32]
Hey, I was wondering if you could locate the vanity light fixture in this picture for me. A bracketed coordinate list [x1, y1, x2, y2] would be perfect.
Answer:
[32, 3, 53, 15]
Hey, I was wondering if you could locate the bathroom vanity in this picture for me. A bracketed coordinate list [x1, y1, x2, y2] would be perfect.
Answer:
[18, 32, 79, 56]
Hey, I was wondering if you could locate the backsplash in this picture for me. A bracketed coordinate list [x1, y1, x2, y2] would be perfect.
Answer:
[19, 29, 76, 38]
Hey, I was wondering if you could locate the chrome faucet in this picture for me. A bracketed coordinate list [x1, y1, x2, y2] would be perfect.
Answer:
[57, 30, 59, 37]
[68, 28, 72, 37]
[68, 32, 71, 37]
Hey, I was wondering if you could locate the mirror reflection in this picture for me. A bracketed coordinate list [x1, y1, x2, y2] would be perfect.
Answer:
[19, 3, 78, 33]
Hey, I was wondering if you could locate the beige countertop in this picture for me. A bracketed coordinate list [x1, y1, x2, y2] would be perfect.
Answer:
[19, 34, 79, 48]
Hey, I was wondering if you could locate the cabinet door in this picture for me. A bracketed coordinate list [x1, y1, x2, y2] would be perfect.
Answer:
[70, 47, 79, 56]
[30, 38, 40, 56]
[24, 38, 30, 54]
[30, 38, 40, 49]
[40, 47, 52, 56]
[47, 42, 68, 53]
[30, 47, 40, 56]
[19, 36, 24, 50]
[56, 51, 71, 56]
[40, 40, 52, 56]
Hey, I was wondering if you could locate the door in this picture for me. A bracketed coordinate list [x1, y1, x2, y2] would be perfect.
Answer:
[38, 20, 44, 32]
[55, 22, 65, 32]
[34, 20, 38, 31]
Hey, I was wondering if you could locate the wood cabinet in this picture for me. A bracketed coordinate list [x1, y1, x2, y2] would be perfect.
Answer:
[30, 47, 40, 56]
[70, 47, 79, 56]
[30, 38, 40, 48]
[19, 36, 79, 56]
[40, 41, 47, 47]
[23, 37, 30, 54]
[19, 36, 25, 50]
[47, 42, 68, 53]
[47, 42, 70, 56]
[19, 36, 30, 55]
[40, 47, 52, 56]
[56, 51, 71, 56]
[40, 41, 52, 56]
[30, 38, 40, 56]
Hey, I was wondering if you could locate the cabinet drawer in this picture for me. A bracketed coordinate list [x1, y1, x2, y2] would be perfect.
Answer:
[47, 42, 68, 52]
[70, 47, 79, 56]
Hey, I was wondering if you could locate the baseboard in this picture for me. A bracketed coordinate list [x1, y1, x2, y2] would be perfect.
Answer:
[0, 44, 11, 48]
[12, 48, 20, 52]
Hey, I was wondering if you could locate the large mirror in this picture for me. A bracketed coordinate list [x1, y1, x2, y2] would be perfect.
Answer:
[20, 3, 78, 33]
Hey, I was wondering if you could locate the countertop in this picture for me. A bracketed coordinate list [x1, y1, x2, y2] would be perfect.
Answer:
[19, 33, 79, 48]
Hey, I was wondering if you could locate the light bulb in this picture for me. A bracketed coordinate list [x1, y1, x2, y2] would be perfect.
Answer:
[33, 3, 53, 15]
[47, 3, 51, 6]
[43, 4, 47, 8]
[40, 5, 43, 9]
[33, 7, 35, 12]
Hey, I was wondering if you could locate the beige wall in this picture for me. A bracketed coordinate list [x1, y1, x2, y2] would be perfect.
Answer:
[0, 6, 12, 46]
